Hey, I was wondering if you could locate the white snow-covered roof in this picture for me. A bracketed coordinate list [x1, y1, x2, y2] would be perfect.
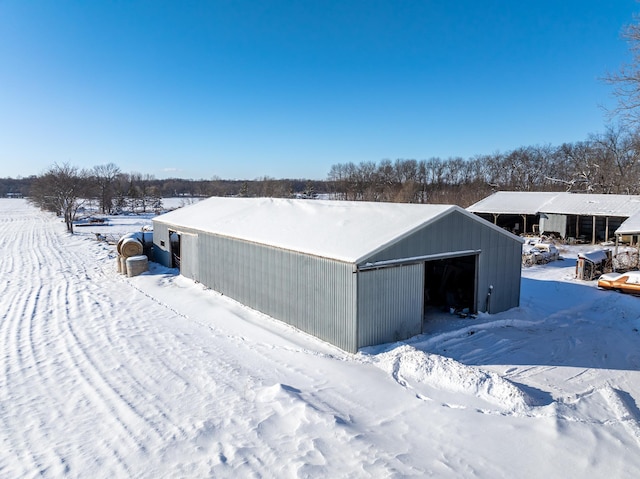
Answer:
[154, 197, 507, 263]
[541, 193, 640, 216]
[577, 250, 610, 262]
[616, 210, 640, 235]
[466, 192, 560, 215]
[468, 191, 640, 217]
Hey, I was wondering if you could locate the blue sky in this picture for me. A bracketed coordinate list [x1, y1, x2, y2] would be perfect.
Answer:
[1, 1, 638, 180]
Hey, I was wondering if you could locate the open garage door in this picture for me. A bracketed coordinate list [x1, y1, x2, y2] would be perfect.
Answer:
[169, 230, 199, 281]
[169, 230, 181, 269]
[424, 254, 477, 316]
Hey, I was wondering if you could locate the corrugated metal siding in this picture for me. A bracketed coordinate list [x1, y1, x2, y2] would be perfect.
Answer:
[540, 214, 567, 238]
[151, 221, 172, 266]
[195, 233, 359, 352]
[364, 210, 472, 260]
[357, 264, 424, 348]
[362, 210, 521, 314]
[476, 228, 521, 314]
[180, 233, 199, 281]
[152, 221, 202, 270]
[542, 214, 626, 242]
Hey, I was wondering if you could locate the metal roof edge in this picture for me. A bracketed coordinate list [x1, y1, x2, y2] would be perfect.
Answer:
[466, 191, 566, 215]
[353, 205, 457, 264]
[455, 206, 525, 243]
[154, 219, 360, 265]
[354, 205, 524, 265]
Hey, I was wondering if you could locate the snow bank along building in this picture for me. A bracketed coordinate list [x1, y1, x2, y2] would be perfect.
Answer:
[467, 191, 640, 244]
[152, 197, 523, 353]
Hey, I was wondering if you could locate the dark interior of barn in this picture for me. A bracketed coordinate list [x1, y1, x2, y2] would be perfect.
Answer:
[424, 256, 476, 315]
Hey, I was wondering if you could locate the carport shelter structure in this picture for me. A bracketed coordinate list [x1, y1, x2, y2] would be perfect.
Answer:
[152, 197, 523, 353]
[468, 191, 640, 244]
[466, 191, 559, 236]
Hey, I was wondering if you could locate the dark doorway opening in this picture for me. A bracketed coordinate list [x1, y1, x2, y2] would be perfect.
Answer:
[476, 213, 538, 235]
[169, 230, 181, 269]
[424, 255, 477, 315]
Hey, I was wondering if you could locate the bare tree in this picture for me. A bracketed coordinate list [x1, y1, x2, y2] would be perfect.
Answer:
[127, 173, 159, 213]
[93, 163, 121, 214]
[605, 15, 640, 126]
[327, 163, 348, 199]
[590, 126, 640, 194]
[29, 163, 90, 233]
[377, 159, 396, 201]
[258, 176, 276, 197]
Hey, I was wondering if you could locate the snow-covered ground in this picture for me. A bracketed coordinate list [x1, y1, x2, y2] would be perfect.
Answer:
[2, 198, 640, 478]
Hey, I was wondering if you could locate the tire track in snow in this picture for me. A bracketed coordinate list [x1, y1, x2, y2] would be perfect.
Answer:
[0, 207, 73, 476]
[63, 272, 227, 444]
[48, 237, 198, 453]
[54, 281, 152, 452]
[0, 202, 260, 477]
[41, 226, 274, 474]
[92, 274, 205, 427]
[0, 203, 171, 475]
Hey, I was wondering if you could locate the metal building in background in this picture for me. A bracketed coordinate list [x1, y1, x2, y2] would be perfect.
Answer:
[152, 197, 523, 353]
[468, 191, 640, 244]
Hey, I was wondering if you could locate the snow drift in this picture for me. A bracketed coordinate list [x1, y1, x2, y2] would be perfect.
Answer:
[365, 344, 533, 413]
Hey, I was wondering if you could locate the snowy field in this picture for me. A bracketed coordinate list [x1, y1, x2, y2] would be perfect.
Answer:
[2, 198, 640, 478]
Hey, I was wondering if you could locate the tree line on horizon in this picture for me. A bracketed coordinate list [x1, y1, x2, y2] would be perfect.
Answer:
[326, 125, 640, 207]
[5, 121, 640, 233]
[19, 163, 326, 232]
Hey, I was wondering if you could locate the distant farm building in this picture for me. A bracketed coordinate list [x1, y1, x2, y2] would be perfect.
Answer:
[614, 211, 640, 264]
[467, 191, 640, 244]
[616, 210, 640, 244]
[153, 197, 523, 353]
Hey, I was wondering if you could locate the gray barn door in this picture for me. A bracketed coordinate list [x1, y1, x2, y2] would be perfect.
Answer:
[357, 263, 424, 348]
[179, 233, 199, 282]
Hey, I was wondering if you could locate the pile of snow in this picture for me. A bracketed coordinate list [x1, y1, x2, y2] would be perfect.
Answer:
[364, 344, 533, 413]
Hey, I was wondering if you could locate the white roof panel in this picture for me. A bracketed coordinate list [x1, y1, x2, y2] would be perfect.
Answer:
[468, 191, 640, 217]
[466, 192, 561, 215]
[616, 210, 640, 235]
[154, 197, 463, 263]
[541, 193, 640, 216]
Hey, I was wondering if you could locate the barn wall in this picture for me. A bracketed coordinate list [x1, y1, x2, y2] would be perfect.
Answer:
[356, 263, 424, 349]
[476, 224, 522, 313]
[152, 221, 200, 271]
[154, 209, 521, 352]
[152, 221, 172, 266]
[540, 214, 568, 238]
[541, 214, 627, 242]
[180, 233, 199, 281]
[195, 233, 359, 352]
[153, 220, 359, 351]
[363, 210, 521, 314]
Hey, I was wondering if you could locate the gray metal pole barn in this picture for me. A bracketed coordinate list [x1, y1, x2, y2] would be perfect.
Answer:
[152, 197, 522, 353]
